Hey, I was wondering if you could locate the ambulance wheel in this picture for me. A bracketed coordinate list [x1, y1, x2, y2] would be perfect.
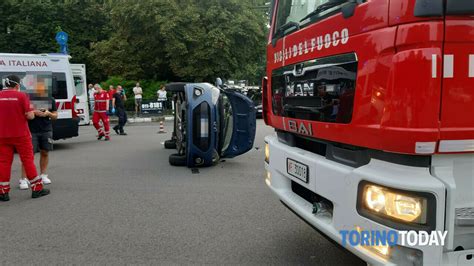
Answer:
[164, 140, 177, 149]
[169, 153, 186, 166]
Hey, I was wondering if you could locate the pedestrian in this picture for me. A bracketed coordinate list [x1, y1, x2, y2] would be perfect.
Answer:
[108, 85, 116, 114]
[19, 96, 58, 189]
[0, 75, 50, 201]
[118, 85, 127, 101]
[112, 86, 128, 136]
[133, 82, 143, 117]
[88, 83, 96, 113]
[93, 84, 111, 141]
[157, 85, 168, 110]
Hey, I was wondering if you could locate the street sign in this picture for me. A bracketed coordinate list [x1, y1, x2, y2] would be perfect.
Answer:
[55, 31, 69, 54]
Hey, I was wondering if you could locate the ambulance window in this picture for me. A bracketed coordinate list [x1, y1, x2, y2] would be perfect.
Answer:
[0, 72, 25, 91]
[52, 73, 68, 99]
[74, 76, 84, 96]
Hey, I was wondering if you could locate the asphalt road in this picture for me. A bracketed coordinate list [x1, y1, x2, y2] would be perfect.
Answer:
[1, 120, 364, 265]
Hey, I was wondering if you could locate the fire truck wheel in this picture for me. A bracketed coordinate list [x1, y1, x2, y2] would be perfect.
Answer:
[164, 140, 177, 149]
[169, 153, 186, 166]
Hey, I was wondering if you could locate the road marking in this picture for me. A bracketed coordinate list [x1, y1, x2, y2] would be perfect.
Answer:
[444, 55, 454, 78]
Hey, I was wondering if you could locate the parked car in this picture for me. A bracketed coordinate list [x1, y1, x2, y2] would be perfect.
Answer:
[164, 82, 256, 167]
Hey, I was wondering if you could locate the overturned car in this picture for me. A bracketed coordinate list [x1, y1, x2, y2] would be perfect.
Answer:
[164, 83, 256, 167]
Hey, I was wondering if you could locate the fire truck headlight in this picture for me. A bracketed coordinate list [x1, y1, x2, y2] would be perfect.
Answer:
[265, 142, 270, 163]
[365, 185, 386, 213]
[358, 182, 434, 229]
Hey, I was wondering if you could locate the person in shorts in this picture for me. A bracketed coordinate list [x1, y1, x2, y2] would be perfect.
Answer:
[19, 97, 58, 189]
[133, 82, 143, 117]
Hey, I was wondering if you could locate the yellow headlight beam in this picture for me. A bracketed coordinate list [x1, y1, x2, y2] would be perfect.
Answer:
[363, 185, 425, 224]
[265, 143, 270, 163]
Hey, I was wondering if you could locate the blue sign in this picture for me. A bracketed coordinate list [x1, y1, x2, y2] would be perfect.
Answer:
[55, 31, 69, 54]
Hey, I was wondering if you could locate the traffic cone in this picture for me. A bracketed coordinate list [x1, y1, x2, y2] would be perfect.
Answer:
[158, 121, 166, 134]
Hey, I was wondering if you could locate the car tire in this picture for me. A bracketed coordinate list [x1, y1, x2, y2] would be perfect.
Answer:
[164, 140, 177, 149]
[169, 153, 186, 166]
[212, 149, 220, 165]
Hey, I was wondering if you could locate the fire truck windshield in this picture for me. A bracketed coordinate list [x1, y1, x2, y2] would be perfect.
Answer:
[273, 0, 348, 39]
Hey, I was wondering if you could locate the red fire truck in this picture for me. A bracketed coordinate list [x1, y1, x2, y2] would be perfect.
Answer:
[263, 0, 474, 265]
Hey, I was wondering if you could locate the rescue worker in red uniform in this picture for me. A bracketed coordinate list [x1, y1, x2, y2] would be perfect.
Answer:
[93, 84, 111, 141]
[0, 75, 50, 201]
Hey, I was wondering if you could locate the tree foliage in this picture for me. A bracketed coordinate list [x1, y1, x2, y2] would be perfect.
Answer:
[0, 0, 268, 85]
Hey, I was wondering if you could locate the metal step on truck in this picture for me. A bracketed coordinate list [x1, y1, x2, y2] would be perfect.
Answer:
[263, 0, 474, 265]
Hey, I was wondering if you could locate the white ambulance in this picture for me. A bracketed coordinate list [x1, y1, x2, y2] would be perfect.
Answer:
[0, 53, 81, 140]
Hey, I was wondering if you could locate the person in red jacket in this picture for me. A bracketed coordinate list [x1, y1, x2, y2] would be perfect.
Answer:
[0, 75, 50, 201]
[93, 84, 111, 141]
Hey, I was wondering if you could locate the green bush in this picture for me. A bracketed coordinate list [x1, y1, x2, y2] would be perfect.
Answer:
[100, 76, 168, 111]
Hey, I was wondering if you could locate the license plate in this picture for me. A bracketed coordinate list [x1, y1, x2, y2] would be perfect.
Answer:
[287, 158, 309, 183]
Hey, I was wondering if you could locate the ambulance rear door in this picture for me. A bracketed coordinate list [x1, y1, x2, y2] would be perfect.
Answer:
[70, 64, 90, 125]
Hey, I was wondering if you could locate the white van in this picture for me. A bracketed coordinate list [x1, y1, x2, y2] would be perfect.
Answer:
[0, 53, 79, 140]
[71, 64, 90, 125]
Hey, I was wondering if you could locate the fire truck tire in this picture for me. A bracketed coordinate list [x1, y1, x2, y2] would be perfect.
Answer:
[169, 153, 186, 166]
[164, 140, 177, 149]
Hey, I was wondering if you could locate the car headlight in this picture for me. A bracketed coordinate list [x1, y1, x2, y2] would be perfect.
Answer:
[194, 88, 203, 97]
[357, 182, 436, 231]
[265, 142, 270, 163]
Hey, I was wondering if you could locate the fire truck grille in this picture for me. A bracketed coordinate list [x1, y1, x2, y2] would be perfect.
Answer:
[271, 53, 358, 124]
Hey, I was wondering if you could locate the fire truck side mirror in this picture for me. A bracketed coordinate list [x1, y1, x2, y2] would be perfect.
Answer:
[341, 1, 358, 19]
[342, 0, 366, 19]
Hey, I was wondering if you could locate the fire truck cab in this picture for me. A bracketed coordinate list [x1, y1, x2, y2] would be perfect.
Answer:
[263, 0, 474, 265]
[0, 53, 79, 140]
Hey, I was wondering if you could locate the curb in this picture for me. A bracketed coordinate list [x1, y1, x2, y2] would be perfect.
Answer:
[119, 115, 174, 124]
[108, 115, 173, 124]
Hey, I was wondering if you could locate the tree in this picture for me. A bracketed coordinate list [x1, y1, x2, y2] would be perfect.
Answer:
[91, 0, 267, 83]
[0, 0, 269, 84]
[0, 0, 111, 82]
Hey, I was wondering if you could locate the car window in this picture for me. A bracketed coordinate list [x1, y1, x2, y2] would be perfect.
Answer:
[221, 95, 234, 152]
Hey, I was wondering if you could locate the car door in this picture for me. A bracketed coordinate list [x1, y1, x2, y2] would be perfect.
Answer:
[220, 90, 257, 158]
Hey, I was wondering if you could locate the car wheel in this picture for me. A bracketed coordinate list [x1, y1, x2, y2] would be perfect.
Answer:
[212, 149, 220, 165]
[169, 153, 187, 166]
[164, 140, 177, 149]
